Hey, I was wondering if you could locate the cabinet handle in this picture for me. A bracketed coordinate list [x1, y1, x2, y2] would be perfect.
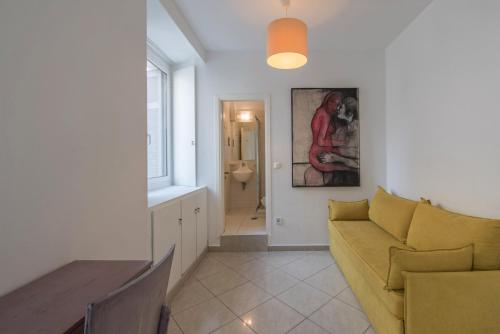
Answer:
[178, 218, 182, 225]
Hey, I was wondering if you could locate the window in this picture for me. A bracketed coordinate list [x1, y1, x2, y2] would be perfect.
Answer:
[147, 60, 170, 188]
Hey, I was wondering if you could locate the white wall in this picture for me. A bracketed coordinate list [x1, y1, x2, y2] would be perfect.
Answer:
[197, 50, 387, 246]
[386, 0, 500, 218]
[0, 0, 149, 296]
[173, 66, 197, 186]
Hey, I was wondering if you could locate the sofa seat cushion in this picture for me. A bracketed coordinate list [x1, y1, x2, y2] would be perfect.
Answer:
[407, 203, 500, 270]
[329, 220, 410, 319]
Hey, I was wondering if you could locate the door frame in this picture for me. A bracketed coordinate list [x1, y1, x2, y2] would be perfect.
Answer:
[213, 94, 272, 243]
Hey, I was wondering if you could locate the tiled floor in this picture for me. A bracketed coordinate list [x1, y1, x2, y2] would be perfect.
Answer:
[223, 208, 266, 235]
[168, 251, 377, 334]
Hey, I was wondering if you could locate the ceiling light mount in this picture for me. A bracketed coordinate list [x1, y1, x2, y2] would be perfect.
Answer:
[267, 0, 308, 70]
[281, 0, 290, 15]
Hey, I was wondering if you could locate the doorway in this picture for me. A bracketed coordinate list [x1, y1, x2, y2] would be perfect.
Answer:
[215, 96, 271, 241]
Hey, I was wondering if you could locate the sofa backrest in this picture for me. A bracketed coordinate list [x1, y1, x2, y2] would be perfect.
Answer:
[368, 187, 418, 243]
[407, 203, 500, 270]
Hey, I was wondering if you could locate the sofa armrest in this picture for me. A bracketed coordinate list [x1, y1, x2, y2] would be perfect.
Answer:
[404, 271, 500, 334]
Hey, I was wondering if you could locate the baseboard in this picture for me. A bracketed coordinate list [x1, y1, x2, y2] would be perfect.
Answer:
[267, 245, 329, 251]
[165, 247, 207, 303]
[208, 246, 226, 252]
[208, 244, 330, 252]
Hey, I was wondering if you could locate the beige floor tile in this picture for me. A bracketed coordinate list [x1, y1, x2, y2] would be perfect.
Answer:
[272, 251, 311, 256]
[280, 258, 331, 280]
[302, 251, 335, 267]
[167, 319, 183, 334]
[242, 299, 304, 334]
[239, 217, 266, 234]
[211, 319, 256, 334]
[287, 320, 330, 334]
[223, 221, 239, 234]
[259, 252, 308, 268]
[218, 282, 272, 316]
[204, 252, 223, 261]
[199, 268, 247, 295]
[174, 298, 236, 334]
[245, 251, 269, 258]
[251, 269, 299, 295]
[171, 280, 213, 314]
[309, 299, 370, 334]
[336, 287, 364, 312]
[227, 207, 252, 215]
[211, 252, 256, 268]
[234, 258, 277, 280]
[276, 282, 331, 316]
[223, 208, 266, 236]
[172, 251, 374, 333]
[193, 258, 229, 280]
[181, 272, 199, 287]
[305, 266, 348, 296]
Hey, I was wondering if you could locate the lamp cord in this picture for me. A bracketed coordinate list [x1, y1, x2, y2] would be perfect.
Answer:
[281, 0, 290, 17]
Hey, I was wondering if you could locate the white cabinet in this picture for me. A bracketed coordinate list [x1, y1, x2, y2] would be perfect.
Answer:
[195, 191, 208, 257]
[151, 201, 182, 293]
[150, 187, 207, 291]
[180, 193, 197, 274]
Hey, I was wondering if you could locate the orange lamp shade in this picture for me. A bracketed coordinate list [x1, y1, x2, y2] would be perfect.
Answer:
[267, 18, 308, 69]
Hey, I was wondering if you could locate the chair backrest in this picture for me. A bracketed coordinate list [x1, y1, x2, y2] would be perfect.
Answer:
[84, 246, 175, 334]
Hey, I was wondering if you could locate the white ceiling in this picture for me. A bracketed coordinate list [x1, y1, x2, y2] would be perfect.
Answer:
[173, 0, 434, 51]
[147, 0, 198, 63]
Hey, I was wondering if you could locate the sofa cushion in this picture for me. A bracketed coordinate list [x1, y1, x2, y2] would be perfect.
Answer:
[386, 245, 473, 290]
[369, 187, 418, 243]
[329, 220, 410, 319]
[328, 199, 369, 221]
[407, 203, 500, 270]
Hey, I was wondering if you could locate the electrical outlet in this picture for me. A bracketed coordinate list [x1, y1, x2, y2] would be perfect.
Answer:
[275, 217, 284, 225]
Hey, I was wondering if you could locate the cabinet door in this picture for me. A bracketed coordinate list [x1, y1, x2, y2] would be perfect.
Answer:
[195, 190, 208, 257]
[151, 201, 182, 293]
[180, 194, 197, 274]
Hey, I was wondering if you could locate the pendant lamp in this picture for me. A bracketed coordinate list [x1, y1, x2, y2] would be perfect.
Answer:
[267, 0, 308, 69]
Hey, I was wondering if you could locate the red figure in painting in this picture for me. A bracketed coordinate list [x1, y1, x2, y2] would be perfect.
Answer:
[309, 91, 350, 173]
[305, 90, 360, 186]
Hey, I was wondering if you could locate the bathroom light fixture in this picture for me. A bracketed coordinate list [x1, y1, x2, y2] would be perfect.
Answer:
[237, 111, 253, 122]
[267, 0, 308, 70]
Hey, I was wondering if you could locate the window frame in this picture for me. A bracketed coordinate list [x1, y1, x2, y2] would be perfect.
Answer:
[147, 45, 173, 190]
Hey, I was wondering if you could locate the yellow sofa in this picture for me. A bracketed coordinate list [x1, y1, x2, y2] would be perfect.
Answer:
[328, 190, 500, 334]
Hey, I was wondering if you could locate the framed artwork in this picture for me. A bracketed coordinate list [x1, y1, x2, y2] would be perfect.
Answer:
[292, 88, 360, 187]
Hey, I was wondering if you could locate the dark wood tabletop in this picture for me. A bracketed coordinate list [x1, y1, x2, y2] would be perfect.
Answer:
[0, 260, 152, 334]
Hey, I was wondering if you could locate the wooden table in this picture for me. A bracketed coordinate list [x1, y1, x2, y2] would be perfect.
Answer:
[0, 260, 152, 334]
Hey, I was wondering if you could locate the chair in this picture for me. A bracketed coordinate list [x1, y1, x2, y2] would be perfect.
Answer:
[84, 246, 175, 334]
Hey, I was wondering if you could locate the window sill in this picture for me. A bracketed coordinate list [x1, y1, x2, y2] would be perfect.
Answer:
[148, 185, 205, 209]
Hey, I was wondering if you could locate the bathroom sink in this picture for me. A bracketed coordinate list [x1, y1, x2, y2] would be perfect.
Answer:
[232, 164, 253, 183]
